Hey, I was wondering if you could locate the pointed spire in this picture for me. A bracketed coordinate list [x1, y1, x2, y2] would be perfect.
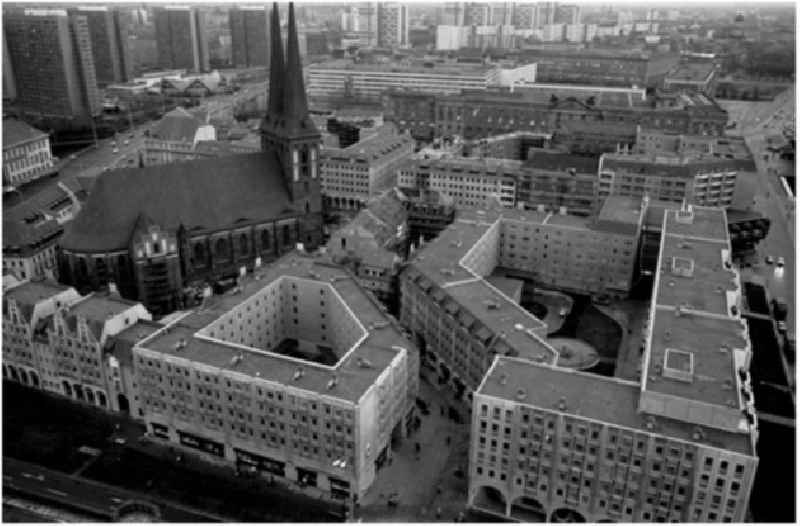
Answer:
[283, 2, 310, 125]
[267, 2, 285, 120]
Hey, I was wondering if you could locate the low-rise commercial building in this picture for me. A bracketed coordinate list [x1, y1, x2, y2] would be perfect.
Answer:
[2, 119, 55, 187]
[321, 124, 415, 212]
[133, 253, 418, 502]
[308, 59, 500, 103]
[468, 204, 757, 523]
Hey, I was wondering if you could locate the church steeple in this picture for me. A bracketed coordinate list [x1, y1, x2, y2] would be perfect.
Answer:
[260, 2, 322, 249]
[266, 2, 284, 120]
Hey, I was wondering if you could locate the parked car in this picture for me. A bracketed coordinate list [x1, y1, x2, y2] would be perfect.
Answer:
[772, 297, 789, 321]
[777, 256, 785, 268]
[123, 139, 130, 145]
[765, 255, 775, 265]
[777, 321, 788, 334]
[112, 147, 119, 153]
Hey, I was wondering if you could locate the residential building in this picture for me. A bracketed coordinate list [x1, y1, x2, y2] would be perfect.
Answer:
[321, 124, 415, 212]
[468, 204, 757, 523]
[2, 281, 152, 412]
[229, 6, 269, 68]
[436, 25, 471, 51]
[385, 88, 728, 143]
[399, 187, 456, 243]
[3, 8, 101, 121]
[2, 119, 55, 187]
[516, 48, 679, 87]
[399, 197, 644, 397]
[510, 4, 537, 30]
[598, 150, 753, 209]
[554, 4, 581, 25]
[535, 2, 558, 27]
[69, 6, 130, 86]
[59, 4, 324, 316]
[398, 149, 598, 216]
[377, 3, 408, 49]
[327, 189, 408, 309]
[3, 175, 86, 281]
[153, 6, 209, 72]
[308, 59, 500, 103]
[132, 252, 418, 502]
[438, 2, 466, 26]
[464, 3, 492, 26]
[143, 107, 216, 166]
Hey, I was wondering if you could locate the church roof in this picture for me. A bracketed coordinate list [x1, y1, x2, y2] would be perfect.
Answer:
[61, 152, 296, 253]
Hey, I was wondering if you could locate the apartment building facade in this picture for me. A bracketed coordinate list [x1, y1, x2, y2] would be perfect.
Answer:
[70, 6, 130, 86]
[321, 124, 415, 211]
[229, 6, 269, 68]
[3, 8, 102, 121]
[153, 6, 209, 72]
[2, 119, 55, 187]
[2, 281, 152, 412]
[377, 3, 409, 48]
[467, 204, 757, 522]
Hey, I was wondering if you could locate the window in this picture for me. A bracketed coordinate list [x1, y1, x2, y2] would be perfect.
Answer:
[261, 230, 271, 250]
[283, 225, 291, 245]
[216, 238, 228, 256]
[240, 234, 249, 254]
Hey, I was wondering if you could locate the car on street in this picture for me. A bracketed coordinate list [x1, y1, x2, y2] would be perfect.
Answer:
[69, 153, 78, 160]
[765, 255, 775, 265]
[777, 257, 785, 268]
[777, 321, 787, 334]
[124, 139, 130, 145]
[113, 148, 119, 153]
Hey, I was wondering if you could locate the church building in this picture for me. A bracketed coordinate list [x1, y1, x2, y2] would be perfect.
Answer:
[59, 4, 322, 315]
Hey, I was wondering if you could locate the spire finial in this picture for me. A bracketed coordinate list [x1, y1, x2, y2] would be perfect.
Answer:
[283, 2, 310, 124]
[267, 2, 285, 119]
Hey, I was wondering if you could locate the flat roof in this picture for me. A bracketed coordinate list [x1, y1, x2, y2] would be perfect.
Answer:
[70, 294, 140, 322]
[137, 254, 408, 403]
[656, 235, 737, 316]
[479, 357, 752, 455]
[647, 307, 748, 408]
[310, 59, 495, 76]
[666, 62, 716, 83]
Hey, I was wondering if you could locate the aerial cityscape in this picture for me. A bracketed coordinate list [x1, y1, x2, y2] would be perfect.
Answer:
[0, 1, 795, 523]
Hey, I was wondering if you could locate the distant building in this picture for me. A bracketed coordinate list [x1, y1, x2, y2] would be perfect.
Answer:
[2, 29, 17, 101]
[308, 59, 500, 103]
[229, 6, 269, 68]
[3, 8, 102, 121]
[399, 187, 456, 242]
[377, 3, 409, 48]
[321, 124, 415, 212]
[2, 119, 55, 187]
[554, 4, 581, 25]
[143, 107, 216, 166]
[69, 6, 130, 86]
[664, 62, 718, 96]
[59, 4, 323, 316]
[517, 48, 679, 87]
[153, 6, 209, 73]
[385, 88, 728, 143]
[468, 205, 757, 523]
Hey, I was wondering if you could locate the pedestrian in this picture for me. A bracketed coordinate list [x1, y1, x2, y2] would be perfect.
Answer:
[436, 507, 442, 519]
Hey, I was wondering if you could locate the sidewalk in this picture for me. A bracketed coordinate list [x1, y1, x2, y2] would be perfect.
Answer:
[357, 377, 470, 522]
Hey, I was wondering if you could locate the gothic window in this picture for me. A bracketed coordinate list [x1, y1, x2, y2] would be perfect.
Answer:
[240, 233, 249, 255]
[261, 230, 271, 250]
[216, 238, 228, 257]
[283, 225, 291, 246]
[194, 243, 205, 262]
